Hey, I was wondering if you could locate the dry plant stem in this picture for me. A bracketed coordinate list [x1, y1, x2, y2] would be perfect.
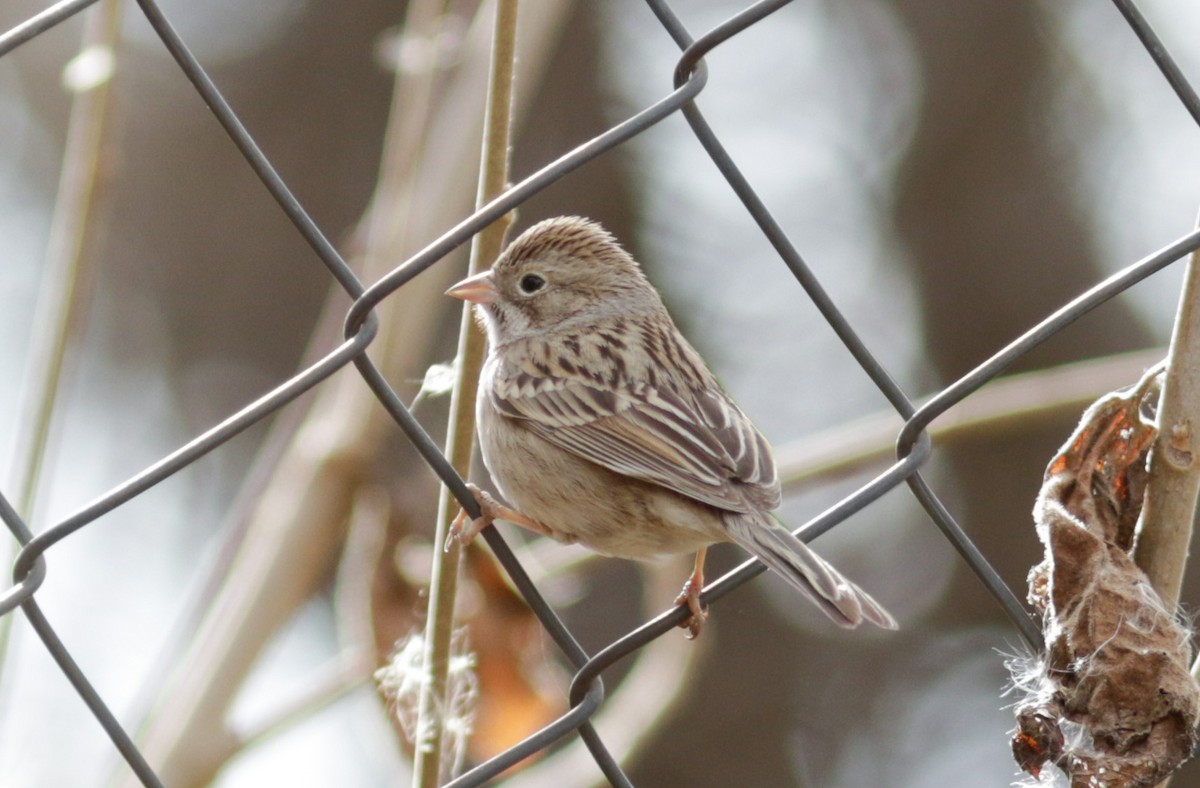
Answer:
[359, 0, 454, 275]
[226, 488, 388, 756]
[1135, 234, 1200, 612]
[412, 2, 518, 785]
[775, 348, 1166, 488]
[1135, 227, 1200, 788]
[1, 0, 121, 677]
[233, 647, 375, 753]
[9, 0, 121, 516]
[336, 486, 391, 675]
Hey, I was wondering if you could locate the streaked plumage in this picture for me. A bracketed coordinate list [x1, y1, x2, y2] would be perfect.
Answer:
[447, 216, 895, 635]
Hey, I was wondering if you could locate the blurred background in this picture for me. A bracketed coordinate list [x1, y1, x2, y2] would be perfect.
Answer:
[1, 0, 1199, 786]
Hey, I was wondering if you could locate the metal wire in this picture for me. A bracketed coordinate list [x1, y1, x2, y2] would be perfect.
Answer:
[2, 0, 1198, 785]
[0, 0, 102, 56]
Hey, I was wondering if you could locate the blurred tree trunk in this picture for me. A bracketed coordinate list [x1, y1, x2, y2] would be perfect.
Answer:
[890, 2, 1152, 618]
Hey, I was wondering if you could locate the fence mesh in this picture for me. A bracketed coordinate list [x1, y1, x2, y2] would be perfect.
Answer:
[2, 0, 1200, 786]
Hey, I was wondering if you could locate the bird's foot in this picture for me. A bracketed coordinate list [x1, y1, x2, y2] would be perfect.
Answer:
[446, 484, 551, 551]
[674, 575, 708, 640]
[446, 485, 493, 551]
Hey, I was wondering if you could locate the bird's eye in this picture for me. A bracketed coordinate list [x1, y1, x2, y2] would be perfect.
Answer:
[518, 273, 546, 294]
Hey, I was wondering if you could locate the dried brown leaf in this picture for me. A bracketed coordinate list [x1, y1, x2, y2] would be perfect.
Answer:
[1013, 371, 1199, 787]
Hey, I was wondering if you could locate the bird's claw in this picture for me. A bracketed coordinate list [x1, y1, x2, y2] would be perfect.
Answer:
[674, 577, 708, 640]
[445, 484, 495, 552]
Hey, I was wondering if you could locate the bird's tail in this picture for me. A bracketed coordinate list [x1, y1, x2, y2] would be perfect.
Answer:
[723, 511, 896, 630]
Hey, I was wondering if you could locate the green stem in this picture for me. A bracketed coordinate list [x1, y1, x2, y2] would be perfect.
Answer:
[412, 1, 519, 785]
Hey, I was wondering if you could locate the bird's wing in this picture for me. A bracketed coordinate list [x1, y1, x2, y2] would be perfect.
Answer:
[488, 361, 780, 512]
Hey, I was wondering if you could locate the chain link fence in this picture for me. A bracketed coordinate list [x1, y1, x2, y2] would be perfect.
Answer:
[3, 0, 1200, 786]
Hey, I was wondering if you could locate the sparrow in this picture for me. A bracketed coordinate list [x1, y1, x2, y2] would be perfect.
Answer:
[445, 216, 895, 637]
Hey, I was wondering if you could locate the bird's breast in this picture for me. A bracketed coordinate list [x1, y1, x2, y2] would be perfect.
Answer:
[475, 390, 723, 559]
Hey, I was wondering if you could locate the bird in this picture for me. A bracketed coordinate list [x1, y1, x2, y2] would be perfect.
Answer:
[444, 216, 896, 637]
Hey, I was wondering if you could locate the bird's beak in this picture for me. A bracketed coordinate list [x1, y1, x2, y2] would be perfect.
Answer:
[446, 270, 498, 305]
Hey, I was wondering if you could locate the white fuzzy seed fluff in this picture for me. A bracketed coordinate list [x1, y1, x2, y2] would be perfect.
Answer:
[375, 627, 479, 780]
[1001, 647, 1096, 788]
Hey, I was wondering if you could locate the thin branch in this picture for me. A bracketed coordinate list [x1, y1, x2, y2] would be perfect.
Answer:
[413, 1, 518, 785]
[1134, 222, 1200, 611]
[232, 647, 375, 754]
[774, 348, 1167, 488]
[1130, 228, 1200, 788]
